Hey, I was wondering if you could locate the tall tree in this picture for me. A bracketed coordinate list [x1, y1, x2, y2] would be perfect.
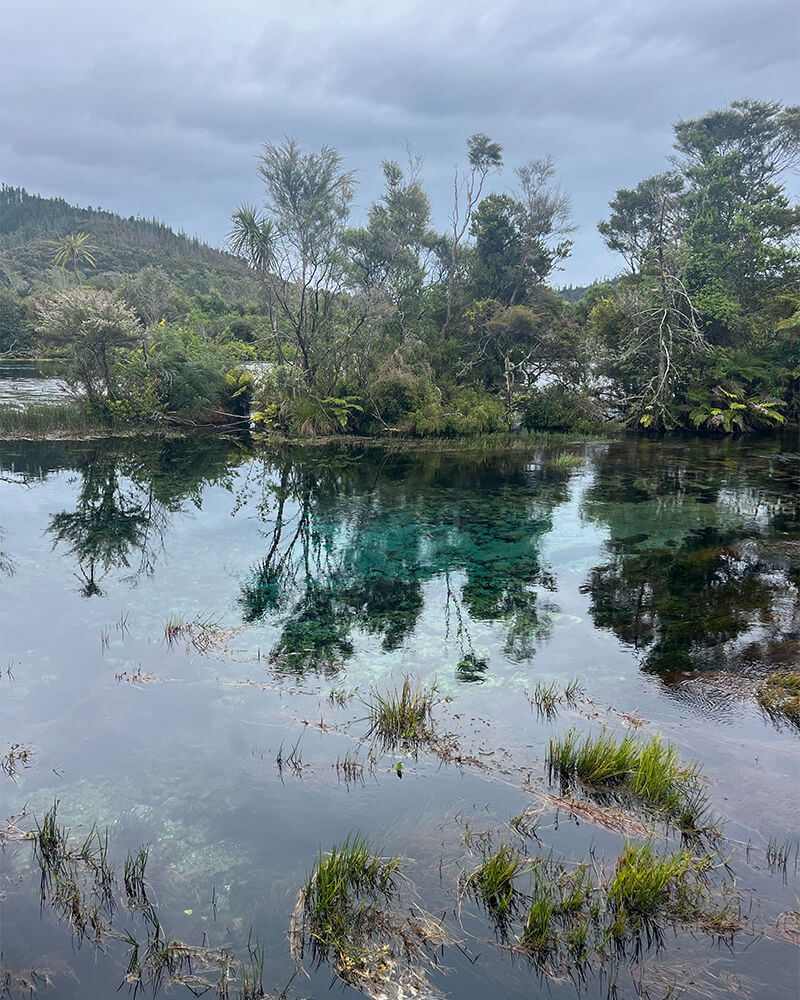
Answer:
[674, 99, 800, 343]
[228, 204, 283, 361]
[442, 133, 503, 340]
[469, 158, 574, 305]
[595, 173, 704, 427]
[231, 140, 356, 387]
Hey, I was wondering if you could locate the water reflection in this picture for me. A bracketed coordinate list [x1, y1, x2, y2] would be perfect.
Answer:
[5, 435, 798, 680]
[41, 437, 249, 596]
[239, 449, 568, 673]
[580, 438, 800, 677]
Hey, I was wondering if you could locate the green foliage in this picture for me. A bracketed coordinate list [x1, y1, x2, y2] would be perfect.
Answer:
[46, 232, 97, 286]
[365, 676, 438, 749]
[465, 843, 527, 928]
[687, 384, 785, 433]
[298, 835, 405, 982]
[520, 383, 598, 432]
[0, 287, 35, 353]
[35, 288, 142, 402]
[547, 727, 710, 831]
[287, 393, 364, 436]
[608, 841, 710, 925]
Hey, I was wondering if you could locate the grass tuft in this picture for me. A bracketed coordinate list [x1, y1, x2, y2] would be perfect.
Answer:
[757, 670, 800, 727]
[365, 676, 438, 749]
[465, 843, 527, 931]
[547, 727, 711, 832]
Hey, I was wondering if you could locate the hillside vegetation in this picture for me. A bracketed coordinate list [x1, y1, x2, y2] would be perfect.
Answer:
[1, 99, 798, 436]
[0, 186, 258, 303]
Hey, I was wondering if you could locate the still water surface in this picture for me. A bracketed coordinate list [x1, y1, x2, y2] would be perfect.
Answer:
[0, 434, 798, 998]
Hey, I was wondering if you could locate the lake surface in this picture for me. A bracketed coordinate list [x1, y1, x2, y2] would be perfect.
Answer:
[0, 360, 70, 408]
[0, 433, 798, 999]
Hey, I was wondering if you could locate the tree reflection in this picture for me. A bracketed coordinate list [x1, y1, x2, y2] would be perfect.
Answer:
[45, 438, 249, 596]
[48, 451, 151, 596]
[239, 448, 569, 675]
[581, 439, 800, 677]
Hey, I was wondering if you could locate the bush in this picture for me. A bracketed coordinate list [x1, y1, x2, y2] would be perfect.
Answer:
[520, 384, 599, 433]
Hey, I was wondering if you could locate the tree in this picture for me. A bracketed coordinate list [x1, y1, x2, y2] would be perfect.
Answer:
[595, 173, 704, 427]
[121, 265, 179, 328]
[469, 159, 574, 305]
[46, 232, 98, 287]
[442, 133, 503, 339]
[674, 100, 800, 343]
[598, 172, 684, 277]
[231, 139, 357, 388]
[346, 157, 439, 312]
[511, 157, 574, 303]
[36, 289, 142, 401]
[462, 293, 583, 427]
[468, 194, 523, 304]
[227, 205, 283, 361]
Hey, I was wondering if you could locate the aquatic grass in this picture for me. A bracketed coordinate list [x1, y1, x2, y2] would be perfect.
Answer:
[607, 841, 712, 931]
[0, 401, 100, 437]
[31, 802, 121, 942]
[524, 678, 585, 718]
[297, 834, 402, 969]
[757, 670, 800, 727]
[464, 843, 528, 930]
[529, 681, 559, 718]
[547, 728, 711, 832]
[552, 452, 585, 469]
[123, 844, 150, 908]
[1, 742, 34, 780]
[333, 751, 365, 784]
[548, 727, 639, 787]
[509, 810, 541, 842]
[365, 676, 438, 749]
[327, 686, 356, 707]
[34, 800, 67, 874]
[510, 842, 733, 975]
[766, 837, 798, 879]
[237, 938, 265, 1000]
[292, 835, 447, 995]
[563, 677, 584, 705]
[276, 736, 304, 777]
[162, 611, 226, 652]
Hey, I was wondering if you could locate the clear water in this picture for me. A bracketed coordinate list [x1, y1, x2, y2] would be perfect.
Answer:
[0, 433, 798, 999]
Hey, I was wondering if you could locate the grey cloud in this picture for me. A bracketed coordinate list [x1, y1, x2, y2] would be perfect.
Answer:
[1, 0, 796, 282]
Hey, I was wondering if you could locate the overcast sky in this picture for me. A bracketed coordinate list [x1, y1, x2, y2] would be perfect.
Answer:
[1, 0, 797, 284]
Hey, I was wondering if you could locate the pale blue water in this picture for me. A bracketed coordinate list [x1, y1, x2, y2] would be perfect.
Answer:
[0, 434, 798, 999]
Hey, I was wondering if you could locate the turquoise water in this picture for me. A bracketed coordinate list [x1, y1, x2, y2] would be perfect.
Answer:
[0, 434, 798, 998]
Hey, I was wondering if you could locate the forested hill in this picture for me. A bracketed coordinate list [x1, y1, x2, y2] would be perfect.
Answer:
[0, 185, 257, 302]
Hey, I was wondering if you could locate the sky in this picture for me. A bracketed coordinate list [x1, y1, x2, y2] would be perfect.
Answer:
[1, 0, 798, 285]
